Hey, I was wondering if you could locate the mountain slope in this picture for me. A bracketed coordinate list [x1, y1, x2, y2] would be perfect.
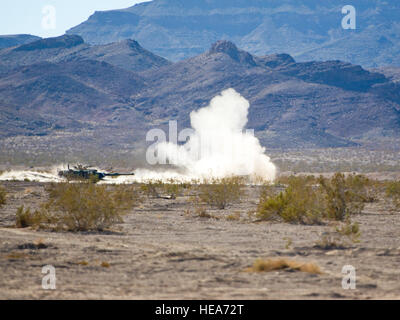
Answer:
[65, 39, 171, 72]
[0, 35, 170, 73]
[0, 59, 146, 138]
[137, 41, 400, 148]
[0, 35, 87, 72]
[67, 0, 400, 67]
[0, 34, 41, 49]
[0, 40, 399, 149]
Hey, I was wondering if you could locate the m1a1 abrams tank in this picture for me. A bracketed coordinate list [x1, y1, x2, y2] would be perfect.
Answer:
[58, 164, 135, 182]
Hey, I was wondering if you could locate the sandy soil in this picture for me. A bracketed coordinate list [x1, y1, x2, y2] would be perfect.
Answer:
[0, 181, 399, 300]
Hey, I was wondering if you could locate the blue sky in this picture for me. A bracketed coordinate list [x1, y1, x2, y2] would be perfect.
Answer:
[0, 0, 150, 38]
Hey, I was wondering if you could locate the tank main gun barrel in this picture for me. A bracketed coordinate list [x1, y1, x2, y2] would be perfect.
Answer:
[104, 173, 135, 177]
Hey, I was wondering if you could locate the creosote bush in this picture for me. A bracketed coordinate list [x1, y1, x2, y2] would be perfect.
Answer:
[315, 218, 361, 249]
[140, 179, 189, 199]
[257, 173, 370, 224]
[162, 179, 190, 199]
[16, 206, 50, 229]
[336, 219, 361, 243]
[319, 173, 366, 221]
[275, 175, 317, 186]
[46, 182, 139, 231]
[0, 185, 6, 208]
[257, 176, 325, 224]
[386, 181, 400, 210]
[197, 176, 245, 209]
[16, 182, 140, 231]
[140, 180, 163, 198]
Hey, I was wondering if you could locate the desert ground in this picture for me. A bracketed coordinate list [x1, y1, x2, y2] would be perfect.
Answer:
[1, 176, 400, 300]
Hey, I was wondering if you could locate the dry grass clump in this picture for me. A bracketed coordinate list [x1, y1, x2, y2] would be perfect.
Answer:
[33, 238, 47, 249]
[5, 252, 32, 260]
[226, 212, 241, 221]
[0, 185, 6, 208]
[184, 206, 220, 220]
[197, 176, 245, 209]
[246, 258, 323, 275]
[195, 207, 213, 219]
[386, 181, 400, 210]
[257, 173, 370, 224]
[16, 182, 140, 232]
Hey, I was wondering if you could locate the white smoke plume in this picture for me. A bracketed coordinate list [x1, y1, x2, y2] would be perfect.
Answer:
[136, 88, 277, 182]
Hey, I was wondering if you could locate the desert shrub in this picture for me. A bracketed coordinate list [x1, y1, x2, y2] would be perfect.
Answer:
[163, 183, 180, 199]
[39, 182, 139, 231]
[140, 180, 162, 198]
[386, 181, 400, 210]
[319, 173, 366, 220]
[257, 176, 325, 224]
[162, 179, 188, 199]
[109, 184, 141, 211]
[258, 182, 281, 202]
[336, 220, 361, 243]
[283, 237, 293, 249]
[197, 176, 245, 209]
[140, 179, 186, 199]
[315, 219, 361, 249]
[275, 175, 317, 186]
[345, 174, 378, 203]
[0, 185, 6, 208]
[257, 174, 369, 224]
[15, 206, 50, 228]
